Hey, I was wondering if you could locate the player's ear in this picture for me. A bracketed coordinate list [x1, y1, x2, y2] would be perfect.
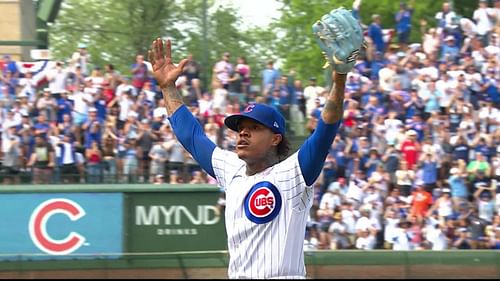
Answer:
[271, 134, 282, 147]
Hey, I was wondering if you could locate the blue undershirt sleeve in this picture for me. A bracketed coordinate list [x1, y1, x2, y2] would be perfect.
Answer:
[298, 118, 341, 186]
[168, 105, 216, 178]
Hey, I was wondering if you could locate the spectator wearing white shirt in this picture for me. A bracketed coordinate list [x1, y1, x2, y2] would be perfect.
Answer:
[435, 72, 457, 113]
[384, 110, 403, 146]
[213, 52, 233, 90]
[212, 79, 229, 115]
[392, 220, 414, 250]
[473, 0, 496, 46]
[319, 183, 343, 211]
[383, 208, 401, 249]
[2, 124, 21, 184]
[17, 71, 36, 103]
[46, 61, 67, 99]
[355, 208, 378, 237]
[418, 58, 440, 81]
[114, 77, 137, 100]
[71, 43, 90, 76]
[340, 200, 359, 246]
[378, 62, 397, 94]
[329, 212, 352, 249]
[70, 84, 93, 126]
[198, 92, 213, 117]
[303, 77, 325, 118]
[148, 139, 169, 181]
[460, 17, 478, 54]
[434, 1, 457, 35]
[425, 221, 449, 250]
[355, 228, 377, 250]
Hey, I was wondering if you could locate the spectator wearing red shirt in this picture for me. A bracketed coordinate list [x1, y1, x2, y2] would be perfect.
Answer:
[131, 54, 149, 92]
[400, 129, 420, 170]
[409, 182, 433, 224]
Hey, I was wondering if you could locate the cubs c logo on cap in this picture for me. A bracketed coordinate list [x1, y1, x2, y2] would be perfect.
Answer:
[244, 181, 282, 224]
[243, 104, 255, 113]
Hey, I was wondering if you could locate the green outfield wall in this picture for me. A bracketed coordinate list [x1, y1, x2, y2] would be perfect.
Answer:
[0, 185, 498, 279]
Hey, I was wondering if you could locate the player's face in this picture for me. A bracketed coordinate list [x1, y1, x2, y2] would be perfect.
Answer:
[235, 119, 281, 163]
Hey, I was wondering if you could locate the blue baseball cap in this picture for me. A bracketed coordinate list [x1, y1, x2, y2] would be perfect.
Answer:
[224, 103, 286, 136]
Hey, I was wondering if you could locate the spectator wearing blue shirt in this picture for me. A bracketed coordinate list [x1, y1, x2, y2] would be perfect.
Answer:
[330, 136, 348, 178]
[2, 55, 19, 77]
[261, 60, 280, 96]
[440, 36, 460, 64]
[472, 136, 493, 162]
[362, 95, 385, 124]
[364, 149, 382, 178]
[481, 69, 499, 105]
[452, 135, 470, 163]
[406, 115, 426, 142]
[322, 153, 340, 193]
[395, 2, 414, 50]
[345, 74, 362, 94]
[422, 81, 442, 120]
[33, 114, 50, 139]
[0, 70, 18, 100]
[56, 91, 74, 124]
[269, 88, 281, 114]
[277, 76, 291, 120]
[403, 89, 425, 122]
[355, 59, 371, 78]
[389, 81, 410, 119]
[352, 0, 362, 21]
[82, 108, 102, 149]
[447, 167, 469, 209]
[93, 89, 107, 122]
[369, 51, 387, 81]
[368, 14, 385, 54]
[420, 152, 439, 192]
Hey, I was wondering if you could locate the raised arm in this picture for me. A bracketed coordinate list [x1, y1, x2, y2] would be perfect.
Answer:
[148, 38, 216, 177]
[322, 73, 347, 124]
[299, 7, 363, 186]
[147, 38, 189, 116]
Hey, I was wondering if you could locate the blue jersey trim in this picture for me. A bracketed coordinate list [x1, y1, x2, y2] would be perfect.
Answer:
[298, 118, 341, 186]
[168, 105, 216, 178]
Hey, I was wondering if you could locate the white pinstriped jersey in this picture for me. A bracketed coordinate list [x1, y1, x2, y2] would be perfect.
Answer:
[212, 147, 313, 279]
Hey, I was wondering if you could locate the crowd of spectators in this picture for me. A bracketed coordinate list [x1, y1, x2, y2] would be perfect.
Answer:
[0, 0, 499, 251]
[303, 0, 500, 251]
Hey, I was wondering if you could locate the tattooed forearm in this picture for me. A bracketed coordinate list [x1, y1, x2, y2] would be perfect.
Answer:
[162, 84, 184, 116]
[321, 73, 346, 124]
[322, 99, 343, 123]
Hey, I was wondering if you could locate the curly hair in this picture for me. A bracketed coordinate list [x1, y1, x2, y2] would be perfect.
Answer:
[277, 136, 291, 159]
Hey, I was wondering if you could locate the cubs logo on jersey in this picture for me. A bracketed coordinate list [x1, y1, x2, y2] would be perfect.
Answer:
[244, 181, 282, 224]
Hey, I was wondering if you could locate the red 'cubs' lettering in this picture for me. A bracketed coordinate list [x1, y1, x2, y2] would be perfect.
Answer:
[267, 197, 274, 206]
[249, 188, 276, 217]
[29, 199, 86, 255]
[255, 197, 274, 207]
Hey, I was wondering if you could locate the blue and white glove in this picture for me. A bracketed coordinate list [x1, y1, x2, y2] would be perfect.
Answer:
[312, 7, 365, 74]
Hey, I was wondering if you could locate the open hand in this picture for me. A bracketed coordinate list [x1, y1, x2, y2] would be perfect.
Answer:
[147, 38, 189, 88]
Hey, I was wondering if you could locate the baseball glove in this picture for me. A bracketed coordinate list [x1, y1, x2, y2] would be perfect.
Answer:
[312, 7, 365, 74]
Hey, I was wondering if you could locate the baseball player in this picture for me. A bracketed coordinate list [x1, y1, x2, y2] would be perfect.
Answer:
[148, 7, 363, 279]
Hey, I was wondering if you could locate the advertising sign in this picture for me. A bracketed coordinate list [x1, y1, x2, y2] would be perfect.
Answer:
[0, 193, 123, 260]
[127, 191, 227, 252]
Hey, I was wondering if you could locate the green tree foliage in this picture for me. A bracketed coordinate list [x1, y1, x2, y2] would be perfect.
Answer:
[179, 1, 278, 91]
[49, 0, 179, 75]
[275, 0, 479, 85]
[50, 0, 278, 90]
[49, 0, 479, 89]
